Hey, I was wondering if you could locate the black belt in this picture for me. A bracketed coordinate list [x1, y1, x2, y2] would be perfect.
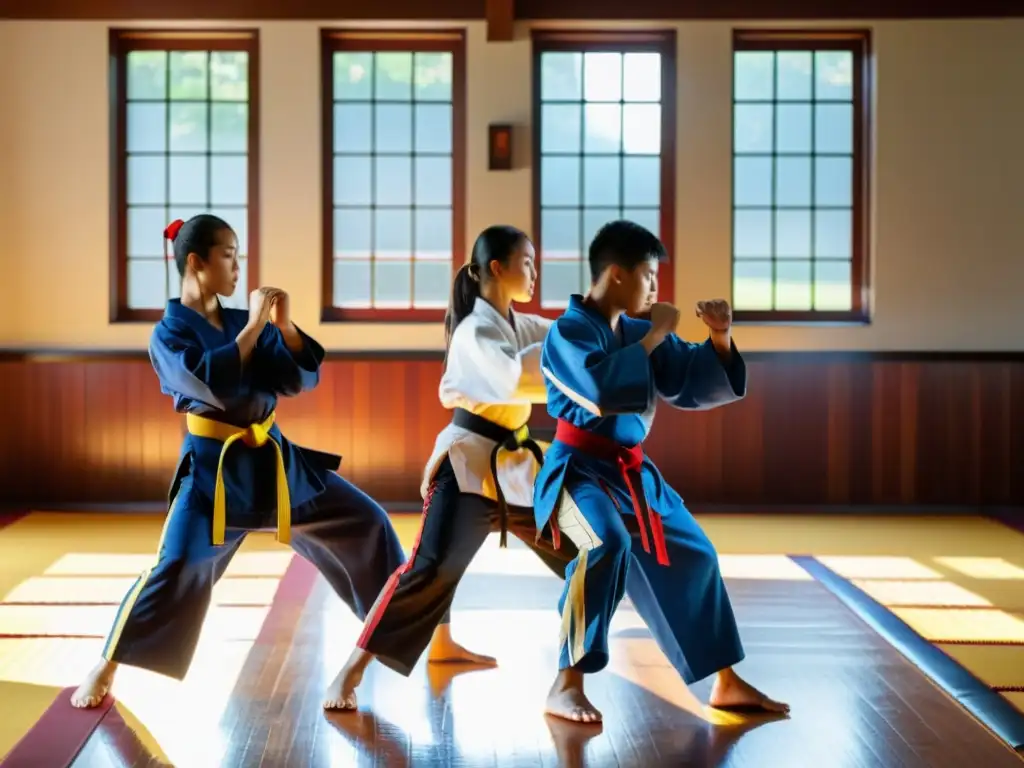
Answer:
[451, 408, 544, 548]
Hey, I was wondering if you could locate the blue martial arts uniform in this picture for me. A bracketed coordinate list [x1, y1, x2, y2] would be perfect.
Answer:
[102, 299, 405, 680]
[534, 295, 747, 682]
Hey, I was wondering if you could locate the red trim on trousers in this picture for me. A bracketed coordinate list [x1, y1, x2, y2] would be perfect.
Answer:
[554, 419, 670, 566]
[356, 479, 438, 648]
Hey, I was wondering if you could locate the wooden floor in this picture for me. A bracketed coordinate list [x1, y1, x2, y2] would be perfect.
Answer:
[1, 513, 1022, 767]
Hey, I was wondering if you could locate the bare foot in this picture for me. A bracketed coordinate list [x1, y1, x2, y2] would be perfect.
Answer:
[70, 660, 117, 709]
[323, 664, 361, 711]
[427, 624, 497, 667]
[709, 669, 789, 714]
[545, 669, 602, 724]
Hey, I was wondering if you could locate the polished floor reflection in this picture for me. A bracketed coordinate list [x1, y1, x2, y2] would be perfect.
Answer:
[0, 513, 1022, 767]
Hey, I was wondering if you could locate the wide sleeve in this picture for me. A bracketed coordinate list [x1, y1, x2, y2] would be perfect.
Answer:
[650, 335, 746, 410]
[539, 317, 651, 417]
[249, 324, 324, 397]
[148, 322, 243, 409]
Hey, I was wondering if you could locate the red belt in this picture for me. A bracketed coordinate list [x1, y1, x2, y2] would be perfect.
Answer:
[555, 419, 670, 566]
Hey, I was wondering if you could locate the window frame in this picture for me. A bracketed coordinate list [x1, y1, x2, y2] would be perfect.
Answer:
[320, 29, 467, 324]
[731, 29, 872, 325]
[108, 29, 261, 324]
[530, 29, 678, 318]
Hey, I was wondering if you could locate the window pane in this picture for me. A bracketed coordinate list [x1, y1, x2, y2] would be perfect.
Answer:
[541, 209, 581, 259]
[583, 104, 619, 153]
[169, 51, 208, 100]
[210, 52, 248, 101]
[414, 104, 452, 153]
[623, 53, 660, 102]
[541, 156, 581, 206]
[544, 104, 583, 153]
[415, 157, 450, 206]
[542, 260, 586, 308]
[375, 103, 413, 152]
[733, 209, 771, 258]
[415, 209, 452, 259]
[335, 53, 374, 100]
[334, 260, 372, 307]
[414, 52, 452, 102]
[375, 52, 413, 101]
[775, 156, 811, 207]
[374, 260, 413, 307]
[775, 260, 812, 310]
[127, 156, 166, 205]
[733, 259, 773, 310]
[814, 260, 853, 310]
[375, 209, 412, 258]
[169, 103, 208, 152]
[774, 209, 812, 258]
[622, 104, 659, 154]
[128, 207, 168, 257]
[582, 157, 619, 207]
[734, 104, 772, 154]
[583, 53, 622, 102]
[413, 260, 451, 308]
[734, 52, 773, 100]
[334, 104, 372, 153]
[734, 157, 772, 206]
[375, 156, 412, 206]
[622, 156, 660, 206]
[777, 52, 812, 100]
[541, 53, 582, 100]
[168, 155, 207, 204]
[127, 103, 167, 152]
[814, 209, 852, 258]
[127, 51, 166, 100]
[211, 104, 248, 152]
[776, 104, 811, 153]
[815, 51, 853, 101]
[128, 258, 170, 309]
[334, 156, 372, 205]
[815, 157, 852, 206]
[211, 156, 247, 205]
[334, 208, 373, 259]
[815, 103, 853, 154]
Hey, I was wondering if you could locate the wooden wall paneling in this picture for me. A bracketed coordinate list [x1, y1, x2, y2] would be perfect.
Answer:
[1, 353, 1022, 510]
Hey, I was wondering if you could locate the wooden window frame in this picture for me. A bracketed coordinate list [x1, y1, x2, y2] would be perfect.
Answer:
[108, 29, 261, 324]
[530, 29, 677, 319]
[731, 29, 872, 325]
[320, 29, 467, 323]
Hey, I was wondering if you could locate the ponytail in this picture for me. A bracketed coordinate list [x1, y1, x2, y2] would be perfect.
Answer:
[444, 262, 482, 358]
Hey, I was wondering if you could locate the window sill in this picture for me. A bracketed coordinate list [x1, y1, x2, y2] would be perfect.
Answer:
[731, 310, 871, 326]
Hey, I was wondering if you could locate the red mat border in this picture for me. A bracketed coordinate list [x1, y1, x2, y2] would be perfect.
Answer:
[0, 555, 318, 768]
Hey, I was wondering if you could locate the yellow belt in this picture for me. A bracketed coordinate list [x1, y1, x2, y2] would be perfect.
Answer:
[185, 411, 290, 546]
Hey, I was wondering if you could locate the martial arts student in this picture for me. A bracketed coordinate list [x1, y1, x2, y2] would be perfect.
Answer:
[534, 220, 789, 723]
[323, 225, 576, 711]
[71, 214, 479, 708]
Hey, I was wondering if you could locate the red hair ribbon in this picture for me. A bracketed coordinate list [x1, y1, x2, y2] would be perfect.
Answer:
[164, 219, 185, 242]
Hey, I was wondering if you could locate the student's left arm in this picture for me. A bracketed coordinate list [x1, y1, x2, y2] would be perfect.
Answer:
[650, 299, 746, 410]
[251, 290, 324, 396]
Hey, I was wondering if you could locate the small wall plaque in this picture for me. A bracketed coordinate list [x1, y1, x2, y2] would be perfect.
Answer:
[489, 124, 513, 171]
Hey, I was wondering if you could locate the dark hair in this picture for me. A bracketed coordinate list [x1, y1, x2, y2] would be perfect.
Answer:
[588, 219, 667, 282]
[165, 214, 234, 278]
[444, 225, 528, 352]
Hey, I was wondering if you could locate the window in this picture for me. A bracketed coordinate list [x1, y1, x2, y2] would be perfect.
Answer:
[532, 31, 676, 313]
[321, 30, 465, 322]
[732, 30, 871, 322]
[109, 30, 259, 323]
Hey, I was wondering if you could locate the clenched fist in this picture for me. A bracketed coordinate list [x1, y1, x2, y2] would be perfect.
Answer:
[695, 299, 732, 333]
